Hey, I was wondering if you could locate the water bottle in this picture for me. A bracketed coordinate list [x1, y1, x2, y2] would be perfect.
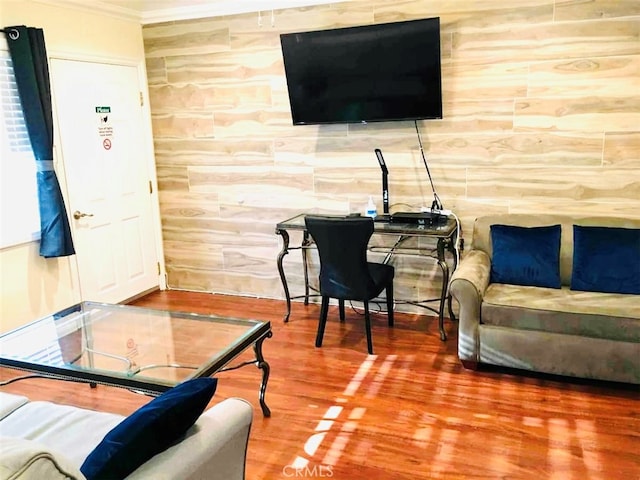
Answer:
[365, 196, 377, 218]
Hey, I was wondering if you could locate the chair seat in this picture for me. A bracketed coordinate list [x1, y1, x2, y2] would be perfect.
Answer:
[325, 262, 394, 301]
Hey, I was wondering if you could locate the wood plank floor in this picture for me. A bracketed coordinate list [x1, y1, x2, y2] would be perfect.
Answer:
[1, 290, 638, 479]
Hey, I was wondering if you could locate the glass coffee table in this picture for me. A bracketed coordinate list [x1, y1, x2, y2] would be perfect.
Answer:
[0, 301, 273, 416]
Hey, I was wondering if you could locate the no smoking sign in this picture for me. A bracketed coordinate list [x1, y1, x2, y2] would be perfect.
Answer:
[96, 106, 113, 151]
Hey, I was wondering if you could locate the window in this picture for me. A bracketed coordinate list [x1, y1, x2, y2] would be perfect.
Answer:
[0, 45, 40, 248]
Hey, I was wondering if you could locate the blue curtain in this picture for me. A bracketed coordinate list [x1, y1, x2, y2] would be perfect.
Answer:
[4, 26, 75, 257]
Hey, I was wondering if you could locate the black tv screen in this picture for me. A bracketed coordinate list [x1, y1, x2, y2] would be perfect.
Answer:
[280, 17, 442, 125]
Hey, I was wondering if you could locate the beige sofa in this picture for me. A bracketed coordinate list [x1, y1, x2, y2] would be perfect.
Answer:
[0, 392, 253, 479]
[449, 214, 640, 384]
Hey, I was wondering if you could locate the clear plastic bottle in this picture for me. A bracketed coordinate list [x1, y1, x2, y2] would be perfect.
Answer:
[365, 196, 377, 218]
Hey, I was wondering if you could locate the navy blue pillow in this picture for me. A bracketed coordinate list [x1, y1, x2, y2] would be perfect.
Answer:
[490, 224, 562, 288]
[80, 377, 218, 480]
[571, 225, 640, 294]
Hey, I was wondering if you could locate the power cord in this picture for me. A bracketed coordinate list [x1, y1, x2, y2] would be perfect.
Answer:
[348, 299, 394, 316]
[423, 205, 462, 268]
[449, 211, 462, 267]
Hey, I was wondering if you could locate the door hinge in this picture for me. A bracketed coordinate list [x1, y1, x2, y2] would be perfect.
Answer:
[157, 262, 161, 275]
[149, 180, 153, 194]
[139, 91, 144, 106]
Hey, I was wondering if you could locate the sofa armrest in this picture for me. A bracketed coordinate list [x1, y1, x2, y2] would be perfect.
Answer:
[126, 397, 253, 480]
[450, 250, 491, 302]
[449, 250, 491, 365]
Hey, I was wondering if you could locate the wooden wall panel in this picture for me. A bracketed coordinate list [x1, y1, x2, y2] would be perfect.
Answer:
[143, 1, 640, 313]
[554, 0, 640, 21]
[452, 19, 639, 63]
[514, 96, 640, 132]
[527, 56, 640, 98]
[145, 57, 166, 84]
[164, 49, 285, 84]
[155, 165, 189, 191]
[163, 240, 224, 271]
[151, 113, 214, 138]
[426, 132, 604, 166]
[188, 166, 315, 196]
[143, 20, 230, 58]
[467, 167, 640, 203]
[159, 191, 220, 220]
[604, 132, 640, 166]
[154, 139, 274, 166]
[373, 1, 555, 28]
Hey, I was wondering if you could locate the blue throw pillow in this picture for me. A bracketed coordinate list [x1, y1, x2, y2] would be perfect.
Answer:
[80, 377, 218, 480]
[490, 224, 562, 288]
[571, 225, 640, 294]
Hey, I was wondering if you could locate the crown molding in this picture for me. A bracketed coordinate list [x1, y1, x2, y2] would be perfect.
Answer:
[33, 0, 339, 25]
[34, 0, 141, 22]
[141, 0, 337, 25]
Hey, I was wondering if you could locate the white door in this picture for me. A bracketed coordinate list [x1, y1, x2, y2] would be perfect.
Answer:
[51, 59, 159, 304]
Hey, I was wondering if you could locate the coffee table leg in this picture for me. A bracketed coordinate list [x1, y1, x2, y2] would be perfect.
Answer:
[254, 331, 272, 417]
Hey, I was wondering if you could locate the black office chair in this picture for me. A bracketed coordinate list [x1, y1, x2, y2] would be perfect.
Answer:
[304, 215, 395, 354]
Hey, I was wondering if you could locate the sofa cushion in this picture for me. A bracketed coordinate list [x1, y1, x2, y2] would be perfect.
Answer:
[80, 377, 218, 480]
[0, 400, 123, 468]
[0, 437, 86, 480]
[490, 224, 561, 288]
[478, 327, 640, 384]
[481, 283, 640, 342]
[0, 393, 29, 421]
[571, 225, 640, 295]
[472, 214, 640, 286]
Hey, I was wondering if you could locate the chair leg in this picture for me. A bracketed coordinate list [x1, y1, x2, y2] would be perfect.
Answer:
[386, 283, 394, 327]
[316, 296, 330, 348]
[339, 299, 345, 322]
[364, 301, 373, 355]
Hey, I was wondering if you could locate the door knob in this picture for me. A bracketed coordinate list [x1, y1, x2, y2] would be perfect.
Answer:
[73, 210, 94, 220]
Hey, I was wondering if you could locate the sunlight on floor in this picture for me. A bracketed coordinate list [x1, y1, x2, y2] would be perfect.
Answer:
[288, 354, 379, 471]
[283, 353, 610, 479]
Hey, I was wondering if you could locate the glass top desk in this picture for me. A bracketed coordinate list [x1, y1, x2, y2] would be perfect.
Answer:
[0, 301, 273, 416]
[275, 213, 459, 340]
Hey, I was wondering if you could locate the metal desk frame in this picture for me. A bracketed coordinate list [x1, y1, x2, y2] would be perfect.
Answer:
[275, 213, 459, 340]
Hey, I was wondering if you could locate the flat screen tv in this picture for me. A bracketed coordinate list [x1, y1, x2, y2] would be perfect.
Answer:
[280, 17, 442, 125]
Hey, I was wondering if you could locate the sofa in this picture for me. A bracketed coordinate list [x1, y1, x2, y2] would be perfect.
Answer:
[449, 214, 640, 384]
[0, 391, 253, 479]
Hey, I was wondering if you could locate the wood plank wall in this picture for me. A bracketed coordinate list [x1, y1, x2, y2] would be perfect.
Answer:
[142, 0, 640, 311]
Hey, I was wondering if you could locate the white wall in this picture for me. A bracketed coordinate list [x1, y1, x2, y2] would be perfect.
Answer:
[0, 0, 151, 331]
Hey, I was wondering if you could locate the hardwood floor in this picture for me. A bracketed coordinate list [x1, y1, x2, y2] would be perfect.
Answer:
[2, 290, 638, 479]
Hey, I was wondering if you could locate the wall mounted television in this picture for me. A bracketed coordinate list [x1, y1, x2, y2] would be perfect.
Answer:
[280, 17, 442, 125]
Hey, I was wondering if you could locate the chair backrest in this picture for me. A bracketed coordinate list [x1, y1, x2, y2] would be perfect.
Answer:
[304, 216, 376, 300]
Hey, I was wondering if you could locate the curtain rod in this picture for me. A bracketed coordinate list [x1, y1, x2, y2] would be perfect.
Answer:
[1, 28, 20, 38]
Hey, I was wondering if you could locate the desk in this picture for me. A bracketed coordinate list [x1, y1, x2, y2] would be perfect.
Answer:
[275, 213, 459, 340]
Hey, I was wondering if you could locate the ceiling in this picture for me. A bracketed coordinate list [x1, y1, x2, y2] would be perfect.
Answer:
[43, 0, 338, 24]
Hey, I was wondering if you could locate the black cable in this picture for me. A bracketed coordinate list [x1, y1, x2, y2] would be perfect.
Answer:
[414, 120, 443, 210]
